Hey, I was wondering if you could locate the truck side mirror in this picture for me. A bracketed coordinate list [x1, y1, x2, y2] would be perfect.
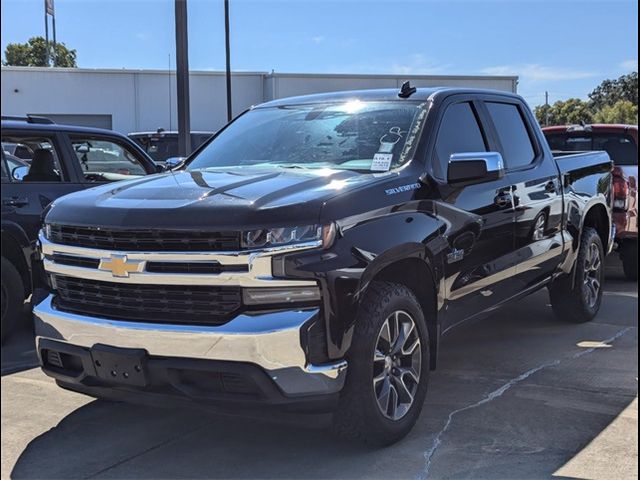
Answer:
[448, 152, 505, 185]
[165, 157, 185, 169]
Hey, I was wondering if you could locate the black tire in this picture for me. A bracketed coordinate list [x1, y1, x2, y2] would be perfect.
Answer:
[332, 281, 430, 446]
[620, 241, 638, 281]
[549, 227, 604, 323]
[1, 257, 26, 344]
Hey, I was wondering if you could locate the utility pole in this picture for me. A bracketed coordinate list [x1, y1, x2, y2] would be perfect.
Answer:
[224, 0, 233, 122]
[52, 10, 57, 65]
[44, 0, 56, 66]
[168, 53, 172, 131]
[44, 7, 50, 66]
[174, 0, 191, 157]
[544, 91, 550, 126]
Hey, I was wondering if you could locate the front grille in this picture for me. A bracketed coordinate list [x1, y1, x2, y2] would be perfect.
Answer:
[53, 275, 242, 325]
[145, 262, 248, 274]
[49, 225, 242, 251]
[49, 254, 100, 269]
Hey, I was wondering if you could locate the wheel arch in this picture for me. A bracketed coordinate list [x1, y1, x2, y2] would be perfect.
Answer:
[361, 255, 440, 370]
[1, 226, 32, 294]
[581, 202, 611, 254]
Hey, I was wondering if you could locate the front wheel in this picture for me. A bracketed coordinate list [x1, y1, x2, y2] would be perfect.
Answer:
[332, 281, 430, 446]
[549, 227, 604, 323]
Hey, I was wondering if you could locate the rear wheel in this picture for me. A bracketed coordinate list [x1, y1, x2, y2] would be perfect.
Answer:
[549, 227, 604, 323]
[1, 257, 26, 343]
[332, 281, 429, 446]
[620, 240, 638, 281]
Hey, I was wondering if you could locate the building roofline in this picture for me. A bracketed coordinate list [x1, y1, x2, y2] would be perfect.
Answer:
[264, 71, 518, 81]
[0, 65, 518, 81]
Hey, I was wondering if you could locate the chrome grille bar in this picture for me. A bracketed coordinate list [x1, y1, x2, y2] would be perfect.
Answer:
[40, 232, 319, 287]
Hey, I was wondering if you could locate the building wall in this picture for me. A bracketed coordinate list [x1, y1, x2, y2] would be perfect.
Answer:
[1, 67, 517, 134]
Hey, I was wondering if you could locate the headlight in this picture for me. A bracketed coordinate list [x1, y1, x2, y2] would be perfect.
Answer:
[43, 223, 52, 241]
[242, 223, 336, 249]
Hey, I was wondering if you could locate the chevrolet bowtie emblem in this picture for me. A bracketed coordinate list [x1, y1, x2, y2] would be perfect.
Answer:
[98, 255, 144, 277]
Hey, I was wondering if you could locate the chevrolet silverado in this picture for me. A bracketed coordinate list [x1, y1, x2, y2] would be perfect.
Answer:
[33, 85, 613, 444]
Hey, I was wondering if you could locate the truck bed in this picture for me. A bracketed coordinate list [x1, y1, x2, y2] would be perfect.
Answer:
[552, 150, 612, 177]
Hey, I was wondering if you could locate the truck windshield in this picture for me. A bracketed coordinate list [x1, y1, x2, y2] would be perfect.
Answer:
[546, 132, 637, 166]
[186, 101, 427, 172]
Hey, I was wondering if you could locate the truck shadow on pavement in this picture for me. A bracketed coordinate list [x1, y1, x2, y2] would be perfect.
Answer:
[1, 310, 37, 377]
[9, 264, 638, 479]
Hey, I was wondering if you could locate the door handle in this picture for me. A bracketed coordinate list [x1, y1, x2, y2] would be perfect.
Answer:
[545, 181, 557, 193]
[2, 197, 29, 207]
[494, 192, 512, 208]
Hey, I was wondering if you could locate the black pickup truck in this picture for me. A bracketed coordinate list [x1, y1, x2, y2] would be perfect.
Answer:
[33, 86, 613, 445]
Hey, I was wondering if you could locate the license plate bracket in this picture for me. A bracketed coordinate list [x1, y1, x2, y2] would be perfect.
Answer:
[90, 344, 149, 387]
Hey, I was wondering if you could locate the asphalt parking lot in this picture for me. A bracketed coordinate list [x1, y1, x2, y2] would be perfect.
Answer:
[1, 259, 637, 480]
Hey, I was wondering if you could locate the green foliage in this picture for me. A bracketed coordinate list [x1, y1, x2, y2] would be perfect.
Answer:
[2, 36, 77, 67]
[592, 100, 639, 124]
[589, 72, 638, 110]
[536, 72, 638, 126]
[535, 98, 593, 126]
[534, 104, 555, 126]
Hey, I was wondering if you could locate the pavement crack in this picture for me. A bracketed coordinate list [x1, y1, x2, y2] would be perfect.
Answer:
[84, 422, 212, 479]
[419, 326, 633, 479]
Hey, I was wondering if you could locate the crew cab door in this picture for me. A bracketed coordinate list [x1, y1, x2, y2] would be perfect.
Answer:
[1, 130, 85, 242]
[483, 99, 564, 289]
[428, 97, 519, 331]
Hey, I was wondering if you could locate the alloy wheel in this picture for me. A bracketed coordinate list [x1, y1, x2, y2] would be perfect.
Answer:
[532, 214, 546, 241]
[372, 310, 422, 420]
[583, 242, 602, 308]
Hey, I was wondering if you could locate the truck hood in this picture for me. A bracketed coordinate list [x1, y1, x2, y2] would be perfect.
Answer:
[46, 167, 387, 229]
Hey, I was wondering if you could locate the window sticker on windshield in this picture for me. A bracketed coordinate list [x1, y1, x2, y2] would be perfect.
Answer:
[371, 153, 393, 171]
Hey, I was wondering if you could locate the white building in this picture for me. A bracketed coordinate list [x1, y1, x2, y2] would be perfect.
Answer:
[1, 66, 518, 134]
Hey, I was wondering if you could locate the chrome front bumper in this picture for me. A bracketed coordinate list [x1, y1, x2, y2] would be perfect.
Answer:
[34, 295, 347, 397]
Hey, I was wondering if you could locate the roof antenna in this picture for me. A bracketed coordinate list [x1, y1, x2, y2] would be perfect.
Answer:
[398, 80, 417, 98]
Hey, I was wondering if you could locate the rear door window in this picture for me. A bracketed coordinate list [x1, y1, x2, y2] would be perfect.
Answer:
[1, 134, 65, 182]
[486, 102, 536, 170]
[433, 102, 488, 179]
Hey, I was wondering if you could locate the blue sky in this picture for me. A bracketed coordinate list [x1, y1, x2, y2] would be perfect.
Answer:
[1, 0, 637, 106]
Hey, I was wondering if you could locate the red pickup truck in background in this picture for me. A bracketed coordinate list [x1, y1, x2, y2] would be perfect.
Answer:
[543, 124, 638, 280]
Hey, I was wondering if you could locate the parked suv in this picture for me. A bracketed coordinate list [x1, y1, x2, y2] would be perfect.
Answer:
[1, 116, 160, 342]
[544, 124, 638, 280]
[34, 88, 613, 444]
[129, 129, 213, 166]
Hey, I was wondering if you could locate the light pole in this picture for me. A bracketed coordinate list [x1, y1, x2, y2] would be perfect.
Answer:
[175, 0, 191, 157]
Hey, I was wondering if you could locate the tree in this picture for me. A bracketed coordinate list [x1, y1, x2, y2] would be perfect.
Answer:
[534, 104, 556, 126]
[588, 72, 638, 110]
[2, 36, 77, 67]
[534, 98, 593, 126]
[592, 100, 638, 124]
